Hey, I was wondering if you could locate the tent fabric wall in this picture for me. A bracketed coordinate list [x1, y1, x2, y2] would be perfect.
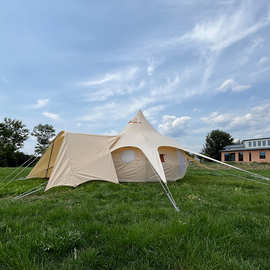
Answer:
[45, 133, 119, 191]
[158, 147, 188, 181]
[112, 147, 187, 182]
[112, 147, 160, 182]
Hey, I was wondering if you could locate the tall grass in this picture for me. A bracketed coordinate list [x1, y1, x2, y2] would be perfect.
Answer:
[0, 164, 269, 269]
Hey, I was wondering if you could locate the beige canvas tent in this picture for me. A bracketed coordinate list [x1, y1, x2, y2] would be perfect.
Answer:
[23, 110, 270, 208]
[28, 110, 189, 194]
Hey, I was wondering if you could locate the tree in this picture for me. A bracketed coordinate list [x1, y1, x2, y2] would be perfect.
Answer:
[0, 118, 29, 152]
[0, 118, 29, 166]
[202, 129, 233, 160]
[31, 124, 56, 155]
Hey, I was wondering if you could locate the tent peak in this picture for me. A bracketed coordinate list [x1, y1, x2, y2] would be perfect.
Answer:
[128, 109, 147, 124]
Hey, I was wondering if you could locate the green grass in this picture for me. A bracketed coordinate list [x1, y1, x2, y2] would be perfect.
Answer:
[0, 164, 270, 270]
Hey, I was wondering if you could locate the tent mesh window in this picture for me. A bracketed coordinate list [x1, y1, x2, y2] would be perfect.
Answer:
[120, 149, 135, 163]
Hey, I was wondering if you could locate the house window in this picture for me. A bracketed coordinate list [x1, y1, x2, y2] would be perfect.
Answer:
[160, 154, 165, 163]
[258, 141, 261, 147]
[249, 152, 252, 161]
[268, 140, 270, 146]
[248, 142, 252, 147]
[253, 141, 256, 147]
[260, 152, 266, 159]
[263, 141, 266, 146]
[238, 152, 243, 161]
[224, 153, 235, 161]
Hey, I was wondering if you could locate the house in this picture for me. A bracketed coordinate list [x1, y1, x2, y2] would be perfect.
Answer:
[221, 137, 270, 163]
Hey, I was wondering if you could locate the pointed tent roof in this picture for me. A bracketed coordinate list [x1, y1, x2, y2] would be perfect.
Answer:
[111, 110, 183, 183]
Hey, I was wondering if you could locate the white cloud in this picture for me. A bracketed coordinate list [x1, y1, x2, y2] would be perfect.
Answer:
[258, 56, 270, 65]
[150, 4, 269, 99]
[85, 81, 145, 102]
[181, 7, 270, 52]
[147, 59, 159, 76]
[201, 111, 254, 129]
[201, 112, 234, 126]
[250, 65, 270, 79]
[78, 67, 138, 87]
[78, 66, 146, 103]
[80, 73, 119, 86]
[163, 3, 270, 54]
[217, 79, 233, 91]
[32, 98, 49, 109]
[232, 84, 251, 92]
[42, 111, 60, 120]
[143, 105, 165, 118]
[200, 103, 270, 135]
[147, 64, 154, 76]
[237, 37, 264, 67]
[217, 79, 251, 92]
[159, 114, 191, 137]
[150, 72, 187, 98]
[143, 105, 166, 124]
[250, 37, 264, 50]
[79, 96, 155, 124]
[80, 66, 194, 107]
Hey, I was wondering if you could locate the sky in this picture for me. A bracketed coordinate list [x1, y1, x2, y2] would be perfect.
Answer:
[0, 0, 270, 154]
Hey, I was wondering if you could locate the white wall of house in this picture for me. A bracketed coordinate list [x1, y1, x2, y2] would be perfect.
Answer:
[244, 138, 270, 149]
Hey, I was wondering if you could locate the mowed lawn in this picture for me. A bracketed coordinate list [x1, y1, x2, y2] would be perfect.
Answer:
[0, 164, 270, 270]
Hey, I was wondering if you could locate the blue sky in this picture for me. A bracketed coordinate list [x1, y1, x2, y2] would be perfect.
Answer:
[0, 0, 270, 154]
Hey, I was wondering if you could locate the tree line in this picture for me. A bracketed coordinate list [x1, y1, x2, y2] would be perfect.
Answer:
[0, 118, 55, 167]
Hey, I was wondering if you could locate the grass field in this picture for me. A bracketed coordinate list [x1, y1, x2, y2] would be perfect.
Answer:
[0, 163, 270, 270]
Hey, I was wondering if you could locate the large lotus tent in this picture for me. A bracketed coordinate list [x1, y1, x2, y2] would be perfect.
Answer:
[27, 110, 190, 209]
